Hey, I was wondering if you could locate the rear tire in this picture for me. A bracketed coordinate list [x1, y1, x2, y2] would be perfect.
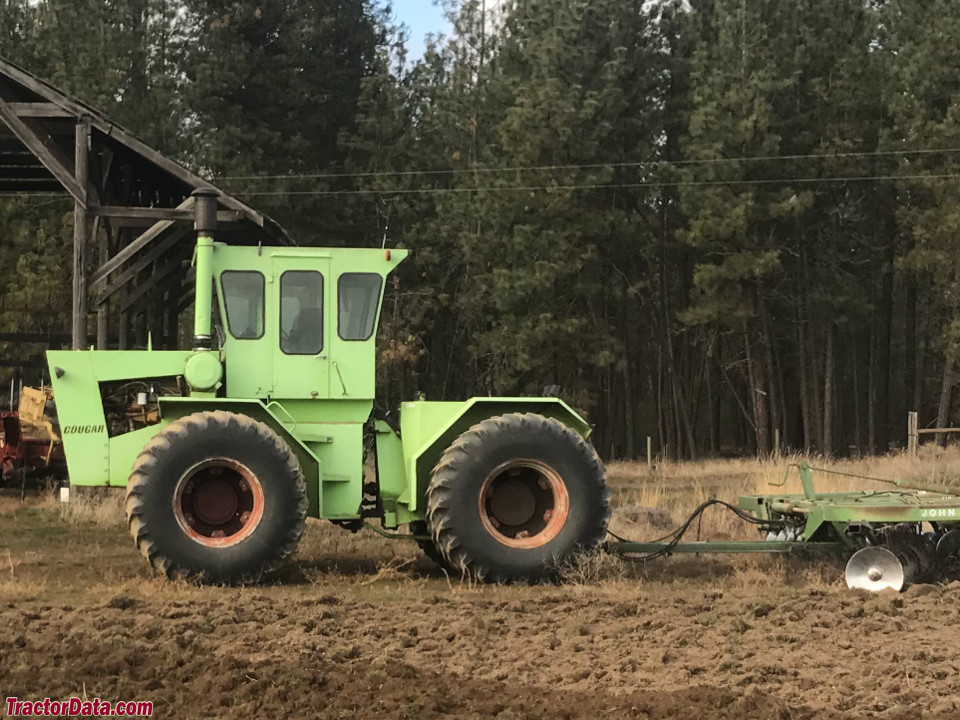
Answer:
[426, 413, 610, 582]
[125, 410, 307, 584]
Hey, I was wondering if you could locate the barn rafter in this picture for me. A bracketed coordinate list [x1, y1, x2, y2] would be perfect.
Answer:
[0, 56, 291, 354]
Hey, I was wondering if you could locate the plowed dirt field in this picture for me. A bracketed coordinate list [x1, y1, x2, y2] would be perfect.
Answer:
[3, 455, 960, 719]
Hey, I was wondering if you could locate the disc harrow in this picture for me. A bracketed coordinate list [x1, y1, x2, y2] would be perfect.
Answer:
[605, 462, 960, 592]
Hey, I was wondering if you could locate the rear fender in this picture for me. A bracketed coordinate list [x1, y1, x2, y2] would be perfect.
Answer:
[398, 397, 592, 513]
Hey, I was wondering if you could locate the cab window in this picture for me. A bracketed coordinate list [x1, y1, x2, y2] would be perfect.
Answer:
[338, 273, 382, 341]
[281, 271, 324, 355]
[221, 271, 264, 340]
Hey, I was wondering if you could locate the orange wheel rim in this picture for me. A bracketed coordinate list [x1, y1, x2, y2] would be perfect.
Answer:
[478, 459, 569, 549]
[173, 458, 264, 547]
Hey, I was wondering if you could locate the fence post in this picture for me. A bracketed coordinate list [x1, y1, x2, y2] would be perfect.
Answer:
[908, 411, 918, 456]
[646, 436, 652, 470]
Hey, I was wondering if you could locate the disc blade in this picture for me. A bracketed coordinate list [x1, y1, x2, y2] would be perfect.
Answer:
[937, 528, 960, 560]
[845, 546, 906, 592]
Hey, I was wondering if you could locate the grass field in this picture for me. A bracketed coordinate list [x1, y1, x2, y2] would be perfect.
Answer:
[3, 450, 960, 718]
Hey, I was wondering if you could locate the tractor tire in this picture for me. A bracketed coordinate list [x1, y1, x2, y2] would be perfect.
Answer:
[426, 413, 610, 583]
[125, 410, 307, 584]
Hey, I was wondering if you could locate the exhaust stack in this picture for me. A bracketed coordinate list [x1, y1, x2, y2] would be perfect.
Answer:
[192, 188, 219, 350]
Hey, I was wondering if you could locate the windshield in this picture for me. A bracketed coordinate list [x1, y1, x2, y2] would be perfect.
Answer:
[220, 271, 265, 340]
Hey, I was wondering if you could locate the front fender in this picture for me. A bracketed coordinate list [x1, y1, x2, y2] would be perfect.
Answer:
[47, 350, 192, 487]
[159, 397, 322, 518]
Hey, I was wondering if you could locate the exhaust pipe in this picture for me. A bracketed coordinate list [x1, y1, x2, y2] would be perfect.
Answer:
[192, 188, 218, 350]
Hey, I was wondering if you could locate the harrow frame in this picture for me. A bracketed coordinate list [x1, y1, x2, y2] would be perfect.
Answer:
[604, 462, 960, 589]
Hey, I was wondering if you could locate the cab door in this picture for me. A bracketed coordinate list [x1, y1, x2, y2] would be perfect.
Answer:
[272, 257, 331, 399]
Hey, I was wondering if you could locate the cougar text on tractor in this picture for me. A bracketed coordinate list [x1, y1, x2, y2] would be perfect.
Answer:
[47, 190, 960, 591]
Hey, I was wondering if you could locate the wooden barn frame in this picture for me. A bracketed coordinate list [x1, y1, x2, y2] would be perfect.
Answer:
[0, 56, 290, 358]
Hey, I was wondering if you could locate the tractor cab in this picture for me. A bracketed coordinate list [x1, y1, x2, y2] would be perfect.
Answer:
[208, 245, 407, 401]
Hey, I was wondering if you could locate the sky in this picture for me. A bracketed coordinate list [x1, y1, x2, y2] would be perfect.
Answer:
[391, 0, 451, 60]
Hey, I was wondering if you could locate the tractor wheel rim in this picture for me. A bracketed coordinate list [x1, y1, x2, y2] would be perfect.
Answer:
[478, 459, 570, 549]
[173, 458, 264, 548]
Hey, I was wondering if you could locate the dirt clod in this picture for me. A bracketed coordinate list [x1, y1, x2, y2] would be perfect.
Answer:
[752, 603, 775, 618]
[106, 595, 137, 610]
[904, 583, 940, 597]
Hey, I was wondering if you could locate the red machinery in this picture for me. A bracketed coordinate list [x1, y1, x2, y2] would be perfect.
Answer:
[0, 386, 66, 490]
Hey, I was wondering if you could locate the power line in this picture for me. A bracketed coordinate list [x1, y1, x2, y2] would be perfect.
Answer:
[216, 146, 960, 183]
[3, 170, 960, 201]
[232, 172, 960, 198]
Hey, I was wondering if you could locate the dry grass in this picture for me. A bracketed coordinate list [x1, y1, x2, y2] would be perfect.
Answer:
[556, 550, 627, 584]
[0, 493, 58, 515]
[606, 445, 960, 542]
[60, 489, 125, 527]
[0, 577, 48, 602]
[610, 443, 960, 489]
[1, 485, 125, 526]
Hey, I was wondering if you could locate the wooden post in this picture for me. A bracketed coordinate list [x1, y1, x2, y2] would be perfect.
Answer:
[134, 310, 147, 348]
[150, 284, 164, 347]
[646, 436, 652, 470]
[117, 308, 128, 350]
[118, 226, 129, 350]
[163, 288, 179, 349]
[95, 218, 109, 349]
[71, 119, 90, 350]
[96, 295, 109, 348]
[908, 411, 919, 456]
[774, 428, 781, 461]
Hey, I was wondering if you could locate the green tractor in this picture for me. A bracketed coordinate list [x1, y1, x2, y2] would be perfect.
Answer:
[48, 190, 610, 583]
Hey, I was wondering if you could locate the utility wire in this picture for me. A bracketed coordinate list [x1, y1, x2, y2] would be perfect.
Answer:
[217, 146, 960, 182]
[231, 172, 960, 198]
[5, 170, 960, 201]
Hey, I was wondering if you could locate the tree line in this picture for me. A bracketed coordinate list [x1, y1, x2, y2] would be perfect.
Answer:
[1, 0, 960, 460]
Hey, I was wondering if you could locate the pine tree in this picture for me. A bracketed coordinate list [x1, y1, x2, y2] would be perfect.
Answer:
[678, 0, 886, 456]
[884, 0, 960, 442]
[182, 0, 390, 244]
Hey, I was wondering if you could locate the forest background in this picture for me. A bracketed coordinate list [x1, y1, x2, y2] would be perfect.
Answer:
[1, 0, 958, 462]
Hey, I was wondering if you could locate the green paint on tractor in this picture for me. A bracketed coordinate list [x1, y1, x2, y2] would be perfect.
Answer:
[48, 191, 611, 584]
